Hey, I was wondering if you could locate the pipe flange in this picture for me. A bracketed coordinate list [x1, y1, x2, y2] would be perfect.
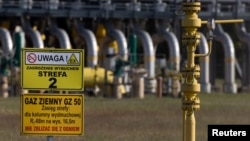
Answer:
[181, 66, 200, 82]
[182, 33, 201, 47]
[182, 2, 201, 12]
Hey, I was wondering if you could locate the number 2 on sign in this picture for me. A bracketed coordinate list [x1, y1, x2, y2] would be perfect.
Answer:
[49, 78, 57, 88]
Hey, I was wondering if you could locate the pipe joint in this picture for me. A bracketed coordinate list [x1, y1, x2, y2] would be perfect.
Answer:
[181, 65, 200, 86]
[182, 96, 200, 111]
[182, 33, 200, 47]
[182, 2, 201, 12]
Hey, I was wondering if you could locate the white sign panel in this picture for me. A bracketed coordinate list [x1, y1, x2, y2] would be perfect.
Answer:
[25, 52, 80, 65]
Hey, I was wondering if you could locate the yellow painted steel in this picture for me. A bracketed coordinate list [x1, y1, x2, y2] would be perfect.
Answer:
[95, 24, 118, 65]
[181, 2, 203, 141]
[95, 24, 118, 53]
[1, 21, 10, 28]
[201, 19, 244, 24]
[83, 67, 113, 88]
[83, 67, 126, 94]
[181, 1, 243, 141]
[96, 24, 106, 40]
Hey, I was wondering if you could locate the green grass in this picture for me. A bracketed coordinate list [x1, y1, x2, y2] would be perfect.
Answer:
[1, 93, 250, 141]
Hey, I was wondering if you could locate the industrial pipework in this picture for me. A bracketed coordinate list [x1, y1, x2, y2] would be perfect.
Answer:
[213, 24, 237, 93]
[105, 21, 128, 61]
[180, 1, 244, 141]
[155, 21, 181, 71]
[0, 27, 13, 98]
[153, 20, 181, 96]
[74, 19, 98, 67]
[22, 18, 44, 48]
[181, 1, 205, 141]
[235, 23, 250, 92]
[0, 28, 13, 56]
[49, 19, 71, 49]
[199, 32, 211, 93]
[10, 30, 27, 97]
[134, 25, 156, 94]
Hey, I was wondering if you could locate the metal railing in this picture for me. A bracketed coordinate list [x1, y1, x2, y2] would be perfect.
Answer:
[0, 0, 249, 20]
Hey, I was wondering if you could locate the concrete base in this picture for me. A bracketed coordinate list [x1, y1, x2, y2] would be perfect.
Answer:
[132, 77, 144, 99]
[223, 83, 237, 94]
[240, 85, 250, 92]
[200, 83, 212, 94]
[0, 75, 8, 98]
[113, 77, 123, 99]
[144, 77, 156, 94]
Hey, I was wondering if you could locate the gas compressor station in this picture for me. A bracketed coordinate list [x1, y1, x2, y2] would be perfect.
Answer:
[20, 48, 85, 140]
[0, 0, 249, 141]
[0, 0, 249, 99]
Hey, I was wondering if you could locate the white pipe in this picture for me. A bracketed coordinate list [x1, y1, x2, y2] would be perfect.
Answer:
[214, 24, 237, 93]
[105, 22, 128, 61]
[0, 28, 13, 56]
[199, 32, 211, 93]
[235, 23, 250, 90]
[104, 22, 129, 93]
[134, 29, 155, 78]
[49, 20, 71, 49]
[155, 25, 181, 95]
[75, 20, 98, 67]
[160, 29, 181, 71]
[134, 28, 156, 94]
[22, 19, 44, 48]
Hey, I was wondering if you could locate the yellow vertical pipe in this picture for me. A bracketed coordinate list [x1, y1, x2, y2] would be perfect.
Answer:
[181, 1, 243, 141]
[181, 1, 201, 141]
[183, 110, 186, 141]
[186, 110, 195, 141]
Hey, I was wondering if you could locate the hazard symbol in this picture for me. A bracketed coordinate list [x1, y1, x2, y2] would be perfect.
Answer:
[67, 53, 79, 64]
[27, 53, 37, 63]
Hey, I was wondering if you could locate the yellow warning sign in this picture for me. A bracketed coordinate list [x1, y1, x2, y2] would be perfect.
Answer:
[21, 94, 84, 135]
[21, 48, 84, 90]
[67, 53, 79, 64]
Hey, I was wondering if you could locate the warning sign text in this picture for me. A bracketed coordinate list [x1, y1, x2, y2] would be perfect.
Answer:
[21, 48, 84, 90]
[25, 52, 80, 65]
[21, 94, 84, 135]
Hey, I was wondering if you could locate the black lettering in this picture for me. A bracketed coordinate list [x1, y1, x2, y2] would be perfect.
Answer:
[25, 98, 37, 104]
[64, 98, 72, 105]
[38, 71, 67, 77]
[39, 98, 62, 105]
[54, 67, 79, 70]
[39, 98, 43, 104]
[38, 55, 64, 62]
[42, 105, 56, 112]
[49, 78, 57, 88]
[27, 66, 53, 70]
[38, 71, 42, 77]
